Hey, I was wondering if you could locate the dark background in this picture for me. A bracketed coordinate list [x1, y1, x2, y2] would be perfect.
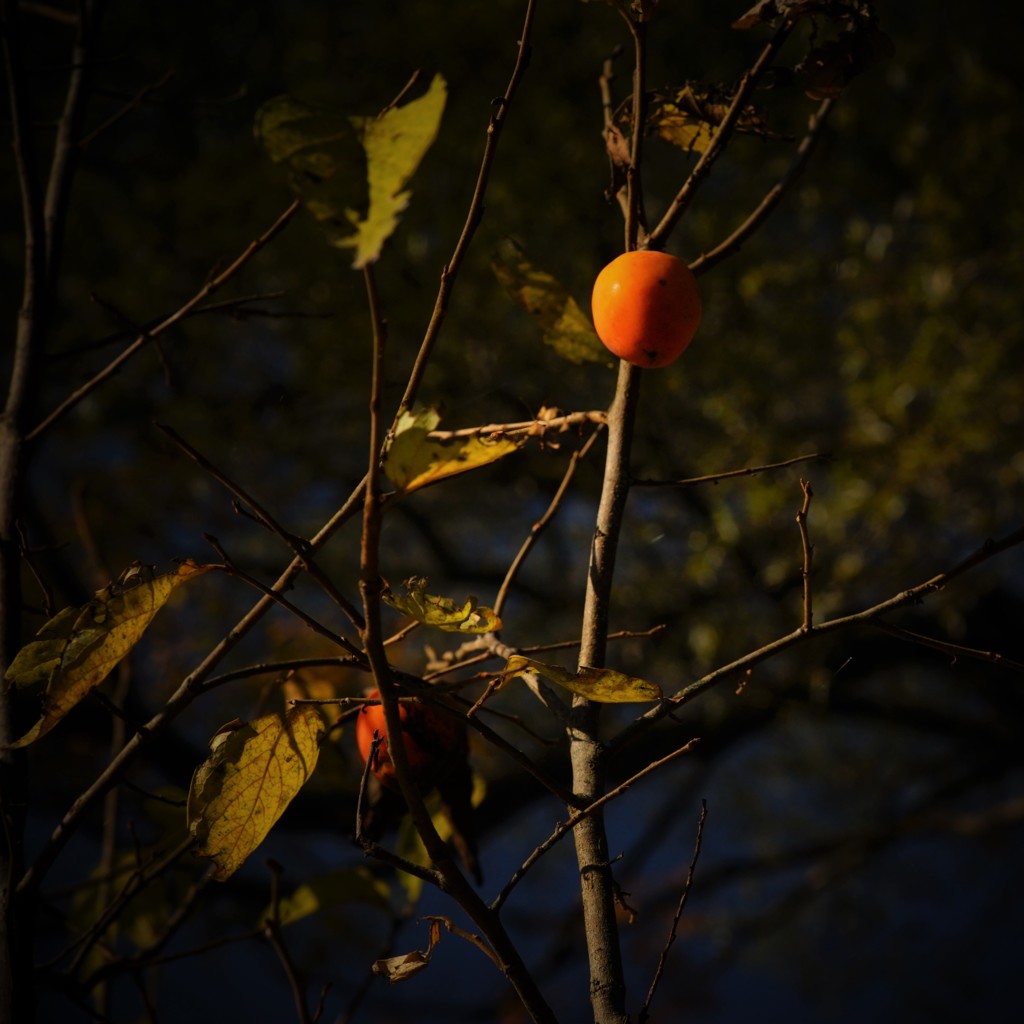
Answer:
[4, 1, 1024, 1021]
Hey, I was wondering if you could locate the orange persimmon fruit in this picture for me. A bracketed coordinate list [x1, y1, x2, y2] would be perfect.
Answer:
[591, 250, 702, 368]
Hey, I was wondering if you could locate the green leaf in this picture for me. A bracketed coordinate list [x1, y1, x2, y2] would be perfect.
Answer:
[382, 407, 522, 494]
[187, 707, 325, 881]
[382, 576, 501, 634]
[492, 240, 609, 365]
[502, 655, 662, 703]
[254, 95, 367, 245]
[5, 561, 213, 748]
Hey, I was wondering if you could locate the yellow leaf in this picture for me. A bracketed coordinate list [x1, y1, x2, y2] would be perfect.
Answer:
[382, 576, 501, 634]
[5, 561, 213, 748]
[187, 707, 325, 881]
[502, 655, 662, 703]
[491, 240, 609, 365]
[255, 76, 446, 268]
[382, 407, 521, 494]
[346, 73, 447, 268]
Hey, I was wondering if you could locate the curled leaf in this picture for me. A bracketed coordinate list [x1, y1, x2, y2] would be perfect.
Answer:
[382, 407, 522, 494]
[372, 950, 431, 983]
[502, 655, 662, 703]
[5, 561, 213, 748]
[187, 707, 325, 881]
[382, 577, 500, 634]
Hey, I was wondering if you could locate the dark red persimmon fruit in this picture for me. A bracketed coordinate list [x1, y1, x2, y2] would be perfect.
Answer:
[355, 689, 463, 789]
[591, 250, 702, 368]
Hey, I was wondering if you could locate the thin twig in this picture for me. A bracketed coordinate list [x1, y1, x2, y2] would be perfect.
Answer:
[599, 48, 629, 220]
[648, 19, 795, 248]
[632, 452, 827, 488]
[620, 9, 648, 248]
[157, 421, 366, 631]
[27, 200, 301, 441]
[78, 69, 175, 148]
[796, 479, 814, 631]
[867, 621, 1024, 674]
[492, 737, 700, 912]
[425, 409, 606, 442]
[494, 427, 604, 617]
[263, 860, 313, 1024]
[53, 291, 308, 360]
[612, 523, 1024, 750]
[690, 97, 836, 275]
[639, 799, 708, 1024]
[396, 0, 537, 416]
[203, 534, 363, 659]
[197, 656, 366, 695]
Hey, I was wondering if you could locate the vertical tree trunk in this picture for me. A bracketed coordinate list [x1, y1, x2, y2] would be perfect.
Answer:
[572, 360, 641, 1024]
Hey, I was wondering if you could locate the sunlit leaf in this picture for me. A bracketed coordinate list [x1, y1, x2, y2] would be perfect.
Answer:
[502, 655, 662, 703]
[492, 241, 609, 365]
[255, 74, 446, 267]
[5, 561, 213, 748]
[345, 73, 447, 268]
[187, 707, 325, 881]
[382, 406, 522, 494]
[261, 867, 391, 927]
[382, 576, 501, 634]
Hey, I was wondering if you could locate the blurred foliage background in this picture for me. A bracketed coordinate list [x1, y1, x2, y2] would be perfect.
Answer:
[3, 0, 1023, 1021]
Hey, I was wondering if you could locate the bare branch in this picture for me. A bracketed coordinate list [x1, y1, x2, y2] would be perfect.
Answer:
[494, 427, 604, 617]
[638, 799, 708, 1024]
[796, 479, 814, 631]
[262, 860, 314, 1024]
[690, 97, 836, 275]
[493, 737, 700, 912]
[648, 19, 795, 248]
[27, 200, 301, 441]
[157, 421, 366, 632]
[397, 0, 537, 415]
[632, 451, 827, 488]
[612, 523, 1024, 749]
